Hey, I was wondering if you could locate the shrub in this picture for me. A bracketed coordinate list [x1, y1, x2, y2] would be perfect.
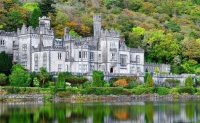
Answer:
[113, 79, 128, 87]
[83, 87, 132, 95]
[185, 76, 193, 87]
[0, 73, 7, 86]
[146, 74, 154, 87]
[169, 88, 179, 95]
[83, 81, 92, 88]
[178, 87, 195, 94]
[133, 87, 154, 95]
[126, 80, 142, 89]
[92, 70, 104, 87]
[162, 79, 180, 88]
[39, 88, 51, 94]
[5, 87, 39, 94]
[33, 77, 40, 87]
[154, 87, 169, 95]
[65, 76, 88, 86]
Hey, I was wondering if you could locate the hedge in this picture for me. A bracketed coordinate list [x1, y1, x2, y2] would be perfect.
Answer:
[83, 87, 132, 95]
[2, 87, 39, 94]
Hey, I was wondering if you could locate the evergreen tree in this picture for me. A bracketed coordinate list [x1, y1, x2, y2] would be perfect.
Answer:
[56, 72, 66, 89]
[92, 70, 104, 87]
[30, 8, 41, 28]
[0, 51, 12, 75]
[185, 76, 193, 87]
[39, 0, 56, 16]
[146, 74, 154, 87]
[144, 69, 148, 83]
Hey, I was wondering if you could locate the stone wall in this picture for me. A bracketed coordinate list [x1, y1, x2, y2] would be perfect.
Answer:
[0, 94, 44, 101]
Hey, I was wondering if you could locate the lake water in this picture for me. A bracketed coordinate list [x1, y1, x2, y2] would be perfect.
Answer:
[0, 99, 199, 123]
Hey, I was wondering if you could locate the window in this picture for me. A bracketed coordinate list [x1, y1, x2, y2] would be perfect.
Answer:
[66, 51, 69, 59]
[43, 53, 47, 68]
[58, 53, 62, 60]
[136, 55, 140, 63]
[90, 65, 95, 71]
[98, 65, 101, 70]
[34, 54, 38, 71]
[98, 54, 101, 61]
[82, 51, 87, 59]
[79, 51, 81, 58]
[0, 40, 5, 46]
[111, 53, 116, 60]
[58, 64, 62, 72]
[90, 52, 94, 60]
[137, 67, 141, 73]
[131, 66, 135, 73]
[120, 55, 127, 66]
[22, 44, 27, 51]
[110, 42, 115, 48]
[83, 64, 87, 72]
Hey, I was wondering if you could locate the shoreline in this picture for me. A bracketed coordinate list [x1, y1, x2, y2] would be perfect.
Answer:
[1, 94, 200, 102]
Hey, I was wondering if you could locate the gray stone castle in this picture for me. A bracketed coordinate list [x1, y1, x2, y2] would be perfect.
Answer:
[0, 15, 145, 74]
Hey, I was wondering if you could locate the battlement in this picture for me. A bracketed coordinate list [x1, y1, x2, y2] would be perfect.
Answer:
[39, 16, 51, 21]
[0, 30, 17, 36]
[101, 28, 120, 38]
[130, 48, 144, 53]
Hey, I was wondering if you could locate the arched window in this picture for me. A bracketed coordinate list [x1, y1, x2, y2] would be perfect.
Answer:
[43, 53, 47, 68]
[136, 55, 140, 63]
[34, 54, 38, 71]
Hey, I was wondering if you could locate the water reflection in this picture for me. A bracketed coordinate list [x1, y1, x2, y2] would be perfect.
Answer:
[0, 99, 200, 123]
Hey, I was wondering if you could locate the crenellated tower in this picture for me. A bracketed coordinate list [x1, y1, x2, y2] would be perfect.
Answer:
[93, 14, 101, 38]
[39, 16, 51, 29]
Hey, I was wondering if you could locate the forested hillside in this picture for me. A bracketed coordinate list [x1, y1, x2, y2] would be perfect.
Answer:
[1, 0, 200, 74]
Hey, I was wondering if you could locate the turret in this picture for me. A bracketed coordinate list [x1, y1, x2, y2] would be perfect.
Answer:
[39, 16, 51, 29]
[93, 14, 101, 38]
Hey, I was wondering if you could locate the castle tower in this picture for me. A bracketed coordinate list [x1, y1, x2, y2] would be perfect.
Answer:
[39, 16, 51, 29]
[93, 14, 101, 38]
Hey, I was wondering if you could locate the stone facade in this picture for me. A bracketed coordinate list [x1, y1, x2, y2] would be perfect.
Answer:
[0, 14, 144, 74]
[144, 63, 171, 73]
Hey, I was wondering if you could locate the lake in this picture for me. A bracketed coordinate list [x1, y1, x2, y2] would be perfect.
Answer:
[0, 99, 199, 123]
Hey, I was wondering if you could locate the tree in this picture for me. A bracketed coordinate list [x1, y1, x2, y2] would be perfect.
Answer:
[154, 67, 160, 73]
[56, 72, 66, 89]
[0, 73, 7, 86]
[185, 76, 193, 87]
[39, 0, 56, 16]
[7, 9, 24, 31]
[29, 8, 41, 28]
[92, 70, 104, 87]
[164, 20, 181, 32]
[38, 67, 49, 88]
[144, 69, 148, 83]
[33, 77, 40, 87]
[0, 51, 12, 75]
[146, 74, 154, 87]
[9, 64, 30, 87]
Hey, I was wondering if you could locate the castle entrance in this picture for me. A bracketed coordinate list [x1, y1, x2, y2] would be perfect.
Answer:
[110, 68, 113, 73]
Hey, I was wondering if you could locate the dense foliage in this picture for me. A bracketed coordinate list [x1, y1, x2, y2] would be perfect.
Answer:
[9, 64, 31, 87]
[185, 76, 193, 87]
[0, 51, 12, 75]
[92, 70, 104, 87]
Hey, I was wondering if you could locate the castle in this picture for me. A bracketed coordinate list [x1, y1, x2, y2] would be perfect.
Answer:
[0, 15, 145, 74]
